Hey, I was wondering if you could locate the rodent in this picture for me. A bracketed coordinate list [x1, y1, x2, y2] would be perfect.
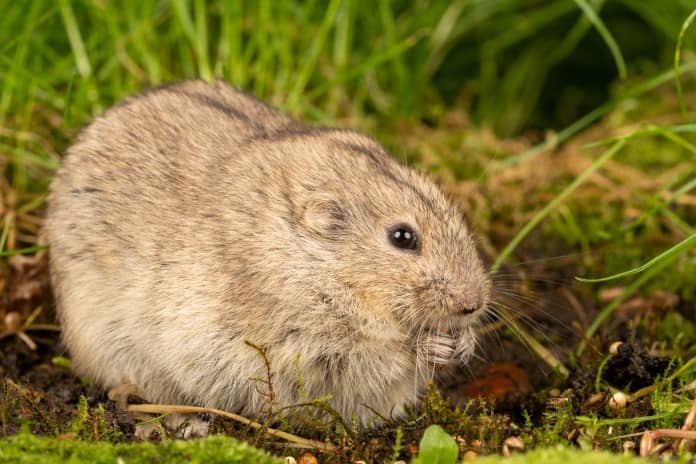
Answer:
[45, 80, 491, 426]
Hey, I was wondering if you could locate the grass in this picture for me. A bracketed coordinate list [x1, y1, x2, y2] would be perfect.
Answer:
[1, 0, 696, 462]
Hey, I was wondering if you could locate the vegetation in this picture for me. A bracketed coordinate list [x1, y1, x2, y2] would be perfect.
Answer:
[0, 425, 656, 464]
[0, 430, 281, 464]
[1, 0, 695, 462]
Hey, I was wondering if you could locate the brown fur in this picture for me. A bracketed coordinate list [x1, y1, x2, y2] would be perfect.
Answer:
[45, 80, 491, 425]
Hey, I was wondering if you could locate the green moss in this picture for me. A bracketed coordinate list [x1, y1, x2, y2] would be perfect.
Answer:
[475, 445, 652, 464]
[657, 312, 696, 353]
[67, 396, 122, 443]
[0, 432, 282, 464]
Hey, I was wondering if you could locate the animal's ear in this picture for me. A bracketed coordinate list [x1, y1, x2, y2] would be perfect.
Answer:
[301, 196, 348, 239]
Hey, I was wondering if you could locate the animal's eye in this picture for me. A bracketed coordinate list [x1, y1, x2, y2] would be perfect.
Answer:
[388, 224, 419, 251]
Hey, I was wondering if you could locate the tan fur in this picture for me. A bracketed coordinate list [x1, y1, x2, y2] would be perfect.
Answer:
[45, 80, 491, 426]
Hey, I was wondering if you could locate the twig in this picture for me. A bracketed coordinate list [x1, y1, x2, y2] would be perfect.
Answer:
[127, 403, 336, 452]
[640, 429, 696, 457]
[672, 396, 696, 452]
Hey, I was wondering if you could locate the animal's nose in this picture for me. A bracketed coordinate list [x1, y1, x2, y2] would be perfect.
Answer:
[455, 295, 484, 315]
[457, 303, 480, 315]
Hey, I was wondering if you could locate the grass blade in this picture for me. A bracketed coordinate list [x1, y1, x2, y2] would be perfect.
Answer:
[58, 0, 92, 78]
[576, 233, 696, 283]
[620, 168, 696, 235]
[572, 0, 626, 79]
[64, 74, 74, 127]
[583, 123, 696, 148]
[171, 0, 212, 81]
[0, 214, 14, 253]
[286, 0, 341, 110]
[674, 7, 696, 122]
[493, 59, 696, 172]
[491, 139, 627, 273]
[305, 31, 424, 101]
[576, 251, 679, 356]
[0, 245, 47, 258]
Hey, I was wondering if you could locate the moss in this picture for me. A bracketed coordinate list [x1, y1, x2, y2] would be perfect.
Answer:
[0, 431, 282, 464]
[475, 445, 651, 464]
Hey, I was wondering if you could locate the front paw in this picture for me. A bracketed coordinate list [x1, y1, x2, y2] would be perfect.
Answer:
[421, 332, 457, 364]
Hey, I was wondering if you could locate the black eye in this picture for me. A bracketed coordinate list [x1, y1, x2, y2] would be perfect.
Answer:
[388, 224, 419, 251]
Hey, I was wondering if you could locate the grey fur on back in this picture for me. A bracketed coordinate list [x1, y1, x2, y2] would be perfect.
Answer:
[46, 80, 490, 425]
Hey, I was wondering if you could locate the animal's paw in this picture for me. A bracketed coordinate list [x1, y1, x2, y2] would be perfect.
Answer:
[164, 413, 210, 439]
[421, 332, 457, 364]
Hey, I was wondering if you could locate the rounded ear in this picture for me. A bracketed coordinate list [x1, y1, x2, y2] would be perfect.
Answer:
[302, 196, 348, 239]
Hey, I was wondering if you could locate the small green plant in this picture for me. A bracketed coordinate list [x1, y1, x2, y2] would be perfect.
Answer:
[412, 425, 458, 464]
[67, 396, 121, 442]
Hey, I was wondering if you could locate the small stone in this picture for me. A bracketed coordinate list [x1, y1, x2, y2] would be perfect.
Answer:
[4, 311, 21, 332]
[297, 452, 319, 464]
[504, 436, 524, 449]
[502, 436, 524, 456]
[609, 341, 623, 355]
[608, 392, 627, 412]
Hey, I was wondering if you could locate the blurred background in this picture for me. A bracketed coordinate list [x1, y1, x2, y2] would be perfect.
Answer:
[2, 0, 696, 135]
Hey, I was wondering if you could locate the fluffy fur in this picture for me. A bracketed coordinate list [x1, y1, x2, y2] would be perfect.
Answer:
[45, 80, 491, 425]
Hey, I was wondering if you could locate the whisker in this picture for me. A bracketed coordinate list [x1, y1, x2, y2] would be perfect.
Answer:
[490, 301, 549, 333]
[488, 303, 567, 367]
[492, 289, 574, 329]
[486, 304, 537, 353]
[491, 253, 581, 268]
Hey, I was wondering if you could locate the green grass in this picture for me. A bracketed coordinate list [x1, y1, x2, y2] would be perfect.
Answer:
[1, 0, 696, 462]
